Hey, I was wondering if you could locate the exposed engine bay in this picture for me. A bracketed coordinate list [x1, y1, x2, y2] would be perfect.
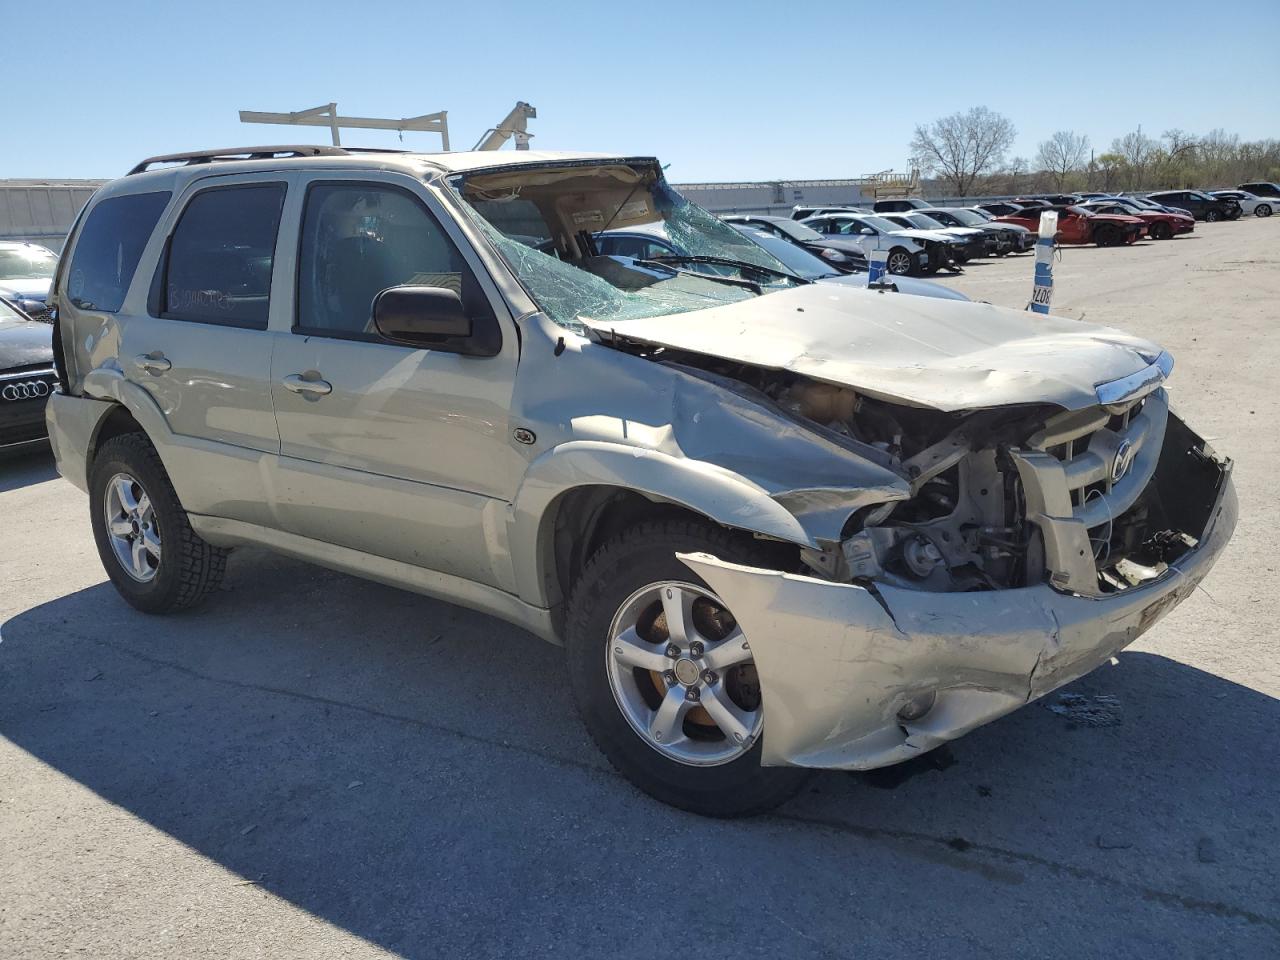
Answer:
[602, 339, 1230, 598]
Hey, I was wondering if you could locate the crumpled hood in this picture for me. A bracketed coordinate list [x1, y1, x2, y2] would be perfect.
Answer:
[888, 228, 950, 244]
[582, 283, 1165, 412]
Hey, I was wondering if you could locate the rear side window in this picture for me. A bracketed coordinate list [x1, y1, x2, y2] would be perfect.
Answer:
[161, 183, 285, 329]
[66, 191, 170, 312]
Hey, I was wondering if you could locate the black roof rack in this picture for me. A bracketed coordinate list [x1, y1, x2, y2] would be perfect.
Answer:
[126, 144, 412, 176]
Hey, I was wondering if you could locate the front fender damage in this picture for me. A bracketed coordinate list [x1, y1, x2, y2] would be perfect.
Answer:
[678, 472, 1235, 770]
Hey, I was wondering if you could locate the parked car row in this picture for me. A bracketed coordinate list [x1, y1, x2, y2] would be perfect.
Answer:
[786, 180, 1278, 257]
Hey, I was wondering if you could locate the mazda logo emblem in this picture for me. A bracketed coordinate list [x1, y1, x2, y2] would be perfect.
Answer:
[1, 380, 51, 401]
[1111, 439, 1137, 484]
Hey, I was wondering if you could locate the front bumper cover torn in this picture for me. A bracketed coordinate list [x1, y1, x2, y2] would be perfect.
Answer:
[678, 470, 1236, 771]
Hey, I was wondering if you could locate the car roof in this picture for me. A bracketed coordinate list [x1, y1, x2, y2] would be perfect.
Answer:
[98, 148, 645, 199]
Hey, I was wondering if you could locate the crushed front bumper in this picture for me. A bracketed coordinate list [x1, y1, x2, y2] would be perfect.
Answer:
[679, 468, 1236, 771]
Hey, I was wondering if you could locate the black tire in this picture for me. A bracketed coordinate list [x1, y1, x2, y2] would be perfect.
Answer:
[1151, 221, 1172, 241]
[1205, 209, 1221, 223]
[1094, 224, 1121, 247]
[565, 518, 811, 817]
[1257, 204, 1272, 218]
[89, 432, 229, 613]
[886, 247, 914, 276]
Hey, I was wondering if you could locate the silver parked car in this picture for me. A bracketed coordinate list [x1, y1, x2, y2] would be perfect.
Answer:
[46, 146, 1237, 816]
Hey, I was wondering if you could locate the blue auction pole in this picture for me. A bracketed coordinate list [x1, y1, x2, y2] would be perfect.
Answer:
[867, 240, 889, 285]
[1029, 210, 1058, 314]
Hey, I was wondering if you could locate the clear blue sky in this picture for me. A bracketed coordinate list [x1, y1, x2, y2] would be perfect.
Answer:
[5, 0, 1277, 183]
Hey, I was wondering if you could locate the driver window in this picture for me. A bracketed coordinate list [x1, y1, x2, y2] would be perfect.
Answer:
[296, 182, 480, 336]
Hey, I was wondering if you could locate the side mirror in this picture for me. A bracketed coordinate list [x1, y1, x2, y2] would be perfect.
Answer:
[373, 285, 472, 346]
[860, 227, 875, 236]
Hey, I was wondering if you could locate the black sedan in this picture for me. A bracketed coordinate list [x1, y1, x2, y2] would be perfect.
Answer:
[0, 296, 55, 453]
[1145, 190, 1241, 222]
[719, 215, 868, 273]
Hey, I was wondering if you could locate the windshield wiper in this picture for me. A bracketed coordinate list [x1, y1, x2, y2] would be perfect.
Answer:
[644, 254, 810, 285]
[632, 258, 763, 294]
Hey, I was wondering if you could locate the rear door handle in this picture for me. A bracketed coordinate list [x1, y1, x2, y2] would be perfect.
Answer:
[282, 373, 332, 397]
[134, 353, 171, 374]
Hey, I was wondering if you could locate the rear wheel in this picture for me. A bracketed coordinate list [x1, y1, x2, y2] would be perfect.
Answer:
[89, 432, 228, 613]
[886, 247, 913, 275]
[565, 519, 810, 817]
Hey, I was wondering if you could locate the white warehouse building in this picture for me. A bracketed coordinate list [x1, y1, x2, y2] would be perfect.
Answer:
[0, 180, 105, 252]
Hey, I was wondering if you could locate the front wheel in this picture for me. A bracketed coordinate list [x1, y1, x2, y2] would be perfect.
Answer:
[1257, 204, 1272, 218]
[1150, 222, 1172, 240]
[1205, 209, 1222, 222]
[886, 247, 914, 275]
[565, 519, 810, 817]
[1094, 224, 1121, 247]
[89, 432, 229, 613]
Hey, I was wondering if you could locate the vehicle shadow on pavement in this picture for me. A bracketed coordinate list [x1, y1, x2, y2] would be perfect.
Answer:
[0, 447, 56, 493]
[2, 547, 1277, 955]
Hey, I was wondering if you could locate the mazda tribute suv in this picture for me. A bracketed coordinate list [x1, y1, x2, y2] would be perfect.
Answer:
[45, 145, 1236, 816]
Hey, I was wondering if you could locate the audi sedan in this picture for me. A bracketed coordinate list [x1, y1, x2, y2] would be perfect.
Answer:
[0, 295, 55, 453]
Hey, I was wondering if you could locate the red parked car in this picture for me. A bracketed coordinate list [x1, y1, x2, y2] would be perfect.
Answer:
[994, 205, 1146, 246]
[1078, 201, 1195, 241]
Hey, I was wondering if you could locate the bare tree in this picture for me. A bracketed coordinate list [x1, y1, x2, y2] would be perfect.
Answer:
[1036, 130, 1090, 190]
[910, 106, 1017, 197]
[1111, 126, 1158, 188]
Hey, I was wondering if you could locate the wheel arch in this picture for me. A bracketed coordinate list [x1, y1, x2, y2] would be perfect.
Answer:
[79, 368, 190, 503]
[508, 441, 816, 615]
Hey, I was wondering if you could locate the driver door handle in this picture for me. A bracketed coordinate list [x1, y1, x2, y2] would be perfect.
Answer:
[282, 373, 332, 397]
[134, 353, 171, 374]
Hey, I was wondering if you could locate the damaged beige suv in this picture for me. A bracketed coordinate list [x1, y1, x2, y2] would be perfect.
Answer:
[46, 146, 1236, 815]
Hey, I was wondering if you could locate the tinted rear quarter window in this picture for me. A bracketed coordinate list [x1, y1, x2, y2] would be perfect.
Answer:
[66, 191, 171, 312]
[162, 183, 286, 329]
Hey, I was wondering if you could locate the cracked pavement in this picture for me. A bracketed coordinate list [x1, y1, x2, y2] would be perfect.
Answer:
[2, 219, 1278, 958]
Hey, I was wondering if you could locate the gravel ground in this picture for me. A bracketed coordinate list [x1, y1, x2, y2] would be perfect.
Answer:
[1, 218, 1277, 958]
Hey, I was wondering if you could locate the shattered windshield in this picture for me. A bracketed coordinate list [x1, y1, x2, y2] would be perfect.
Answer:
[451, 161, 803, 332]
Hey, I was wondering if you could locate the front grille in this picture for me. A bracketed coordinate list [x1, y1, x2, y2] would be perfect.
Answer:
[1037, 392, 1166, 533]
[1007, 388, 1172, 594]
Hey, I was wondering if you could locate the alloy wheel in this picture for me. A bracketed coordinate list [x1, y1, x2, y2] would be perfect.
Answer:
[104, 472, 162, 582]
[605, 581, 763, 766]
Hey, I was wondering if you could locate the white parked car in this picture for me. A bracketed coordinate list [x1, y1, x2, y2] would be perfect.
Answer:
[878, 212, 989, 262]
[1210, 190, 1273, 218]
[802, 213, 955, 275]
[0, 241, 59, 319]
